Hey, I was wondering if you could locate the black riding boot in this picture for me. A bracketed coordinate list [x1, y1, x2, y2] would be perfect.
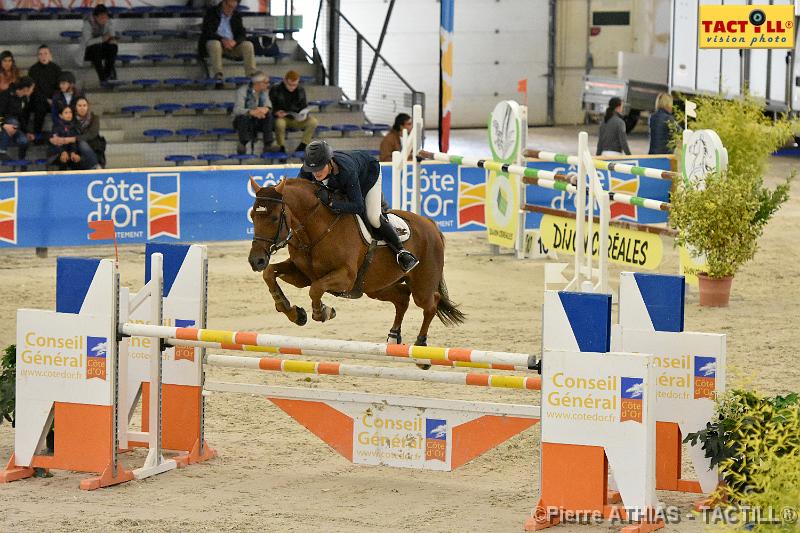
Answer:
[377, 215, 419, 273]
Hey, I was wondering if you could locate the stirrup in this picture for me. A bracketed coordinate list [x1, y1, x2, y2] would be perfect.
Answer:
[396, 251, 419, 273]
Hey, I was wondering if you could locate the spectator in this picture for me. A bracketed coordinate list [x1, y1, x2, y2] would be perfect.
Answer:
[49, 105, 99, 170]
[75, 97, 106, 167]
[0, 51, 21, 92]
[199, 0, 256, 86]
[379, 112, 412, 162]
[233, 70, 274, 155]
[596, 96, 630, 156]
[52, 71, 84, 124]
[269, 70, 317, 153]
[81, 4, 118, 82]
[0, 77, 35, 160]
[648, 92, 677, 155]
[28, 44, 63, 135]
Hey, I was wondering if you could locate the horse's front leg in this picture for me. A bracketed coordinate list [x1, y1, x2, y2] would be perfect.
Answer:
[264, 259, 311, 326]
[308, 267, 355, 322]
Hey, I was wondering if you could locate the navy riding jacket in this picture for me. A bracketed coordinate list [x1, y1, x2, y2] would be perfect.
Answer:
[299, 150, 380, 215]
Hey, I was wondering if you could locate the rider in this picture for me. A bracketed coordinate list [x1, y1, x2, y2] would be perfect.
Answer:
[299, 140, 419, 273]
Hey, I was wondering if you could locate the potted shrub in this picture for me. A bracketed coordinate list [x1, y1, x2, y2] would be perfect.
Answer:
[671, 94, 796, 306]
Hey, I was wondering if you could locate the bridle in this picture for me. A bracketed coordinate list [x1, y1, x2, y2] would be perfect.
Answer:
[251, 189, 343, 257]
[251, 197, 293, 258]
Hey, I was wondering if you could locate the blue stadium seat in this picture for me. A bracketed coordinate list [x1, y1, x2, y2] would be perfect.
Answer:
[196, 77, 219, 87]
[33, 158, 48, 167]
[236, 4, 250, 11]
[314, 125, 331, 133]
[291, 150, 305, 159]
[176, 128, 205, 141]
[207, 128, 236, 139]
[41, 7, 65, 17]
[362, 123, 390, 134]
[122, 30, 150, 41]
[163, 5, 193, 15]
[174, 53, 199, 63]
[153, 29, 183, 39]
[72, 7, 93, 16]
[2, 159, 31, 171]
[367, 149, 380, 157]
[269, 76, 283, 85]
[131, 6, 156, 15]
[154, 103, 183, 114]
[121, 105, 151, 115]
[261, 151, 289, 162]
[143, 129, 173, 142]
[197, 153, 227, 165]
[143, 54, 169, 63]
[249, 28, 273, 37]
[185, 102, 215, 114]
[60, 31, 82, 42]
[107, 6, 128, 15]
[132, 79, 160, 89]
[309, 99, 335, 111]
[225, 76, 251, 86]
[331, 124, 361, 135]
[229, 154, 258, 164]
[116, 54, 140, 65]
[10, 8, 35, 17]
[300, 75, 315, 84]
[164, 78, 193, 88]
[165, 155, 195, 166]
[216, 102, 235, 113]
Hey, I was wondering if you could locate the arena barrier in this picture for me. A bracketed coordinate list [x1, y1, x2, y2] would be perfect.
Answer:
[3, 244, 724, 532]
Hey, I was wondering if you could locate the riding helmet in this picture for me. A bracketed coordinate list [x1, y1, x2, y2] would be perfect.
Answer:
[302, 140, 333, 172]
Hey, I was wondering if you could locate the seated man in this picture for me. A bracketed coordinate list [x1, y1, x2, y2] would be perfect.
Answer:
[0, 77, 35, 160]
[232, 71, 274, 154]
[27, 44, 62, 136]
[81, 4, 118, 82]
[199, 0, 256, 85]
[269, 70, 317, 153]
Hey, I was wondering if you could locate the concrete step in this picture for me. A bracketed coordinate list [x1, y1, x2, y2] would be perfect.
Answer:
[105, 135, 381, 168]
[102, 109, 366, 131]
[85, 85, 343, 113]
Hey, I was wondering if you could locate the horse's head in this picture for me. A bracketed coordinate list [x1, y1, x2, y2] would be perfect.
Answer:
[248, 177, 291, 272]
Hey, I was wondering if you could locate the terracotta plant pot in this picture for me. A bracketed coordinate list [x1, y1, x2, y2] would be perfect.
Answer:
[697, 273, 733, 307]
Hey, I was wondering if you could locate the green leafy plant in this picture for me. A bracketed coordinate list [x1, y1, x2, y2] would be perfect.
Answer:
[685, 389, 800, 528]
[670, 94, 797, 278]
[0, 345, 15, 426]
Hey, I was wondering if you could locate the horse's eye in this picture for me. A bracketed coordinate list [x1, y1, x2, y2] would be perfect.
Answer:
[270, 216, 279, 223]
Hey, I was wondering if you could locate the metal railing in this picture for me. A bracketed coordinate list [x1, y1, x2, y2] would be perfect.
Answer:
[312, 0, 425, 124]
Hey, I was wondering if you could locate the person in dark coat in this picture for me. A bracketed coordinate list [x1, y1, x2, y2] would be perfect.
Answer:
[596, 96, 631, 156]
[269, 70, 317, 153]
[0, 77, 35, 159]
[300, 140, 419, 272]
[27, 44, 62, 135]
[51, 71, 84, 125]
[648, 92, 678, 154]
[198, 0, 256, 83]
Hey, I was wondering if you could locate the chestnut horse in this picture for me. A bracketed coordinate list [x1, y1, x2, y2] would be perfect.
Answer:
[247, 177, 465, 346]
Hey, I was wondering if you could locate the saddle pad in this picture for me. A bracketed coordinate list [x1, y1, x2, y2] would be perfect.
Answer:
[356, 213, 411, 246]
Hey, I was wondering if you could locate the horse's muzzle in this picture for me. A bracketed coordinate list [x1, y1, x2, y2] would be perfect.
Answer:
[249, 255, 268, 272]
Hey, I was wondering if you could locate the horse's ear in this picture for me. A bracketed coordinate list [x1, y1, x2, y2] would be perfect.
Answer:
[275, 179, 285, 193]
[249, 176, 261, 194]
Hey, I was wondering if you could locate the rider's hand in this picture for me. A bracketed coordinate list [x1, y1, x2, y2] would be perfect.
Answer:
[315, 186, 331, 206]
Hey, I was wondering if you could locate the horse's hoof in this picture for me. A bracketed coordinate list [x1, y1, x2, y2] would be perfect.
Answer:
[312, 305, 336, 322]
[294, 307, 307, 326]
[387, 328, 402, 345]
[414, 336, 430, 369]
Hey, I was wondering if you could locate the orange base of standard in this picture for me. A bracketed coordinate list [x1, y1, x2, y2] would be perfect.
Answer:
[174, 439, 217, 467]
[79, 462, 135, 490]
[0, 454, 36, 484]
[656, 422, 703, 493]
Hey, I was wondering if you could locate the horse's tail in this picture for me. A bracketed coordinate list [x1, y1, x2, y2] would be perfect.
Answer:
[433, 227, 466, 327]
[436, 278, 466, 326]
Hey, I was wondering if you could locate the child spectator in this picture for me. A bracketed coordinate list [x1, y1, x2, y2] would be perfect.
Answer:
[0, 77, 35, 160]
[81, 4, 118, 82]
[379, 112, 412, 162]
[0, 51, 21, 92]
[269, 70, 317, 153]
[52, 71, 84, 124]
[75, 97, 105, 167]
[199, 0, 256, 85]
[49, 106, 86, 170]
[28, 45, 63, 135]
[233, 71, 274, 155]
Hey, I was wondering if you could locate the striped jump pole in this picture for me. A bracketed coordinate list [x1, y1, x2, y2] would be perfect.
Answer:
[523, 148, 678, 181]
[206, 354, 542, 391]
[417, 150, 670, 212]
[121, 324, 538, 369]
[169, 339, 531, 372]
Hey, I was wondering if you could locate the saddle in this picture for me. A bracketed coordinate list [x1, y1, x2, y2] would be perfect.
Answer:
[356, 214, 412, 246]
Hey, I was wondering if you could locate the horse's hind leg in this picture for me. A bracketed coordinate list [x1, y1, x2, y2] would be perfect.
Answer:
[366, 282, 411, 344]
[264, 260, 311, 326]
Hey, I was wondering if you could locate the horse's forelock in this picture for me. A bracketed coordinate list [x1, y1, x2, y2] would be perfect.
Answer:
[255, 186, 283, 200]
